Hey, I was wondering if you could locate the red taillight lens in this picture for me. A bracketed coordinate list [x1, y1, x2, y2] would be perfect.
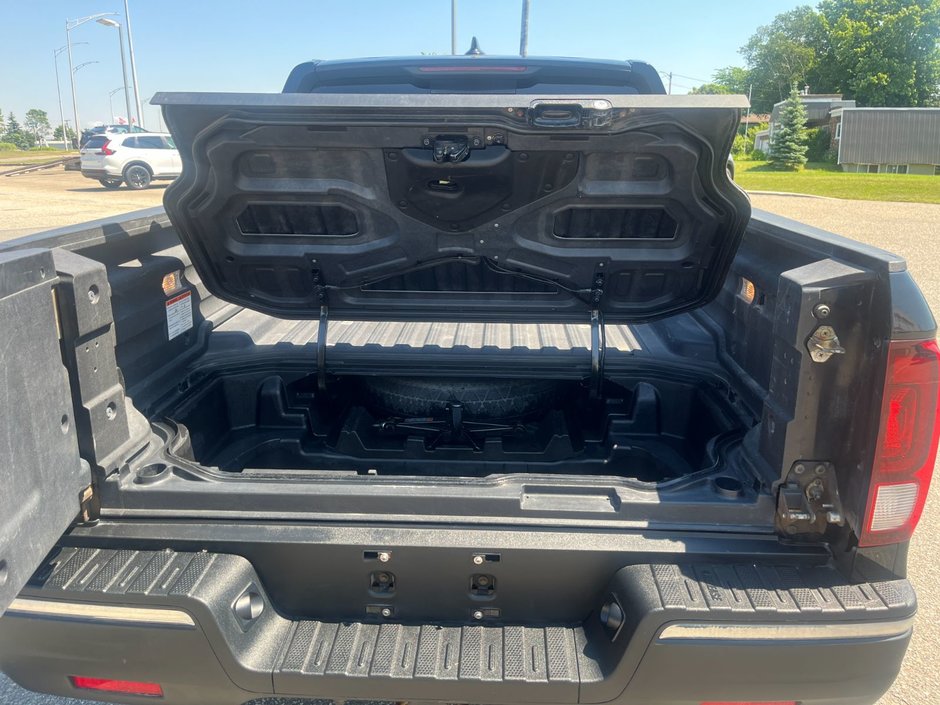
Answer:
[417, 65, 527, 72]
[98, 140, 115, 156]
[859, 339, 940, 547]
[70, 676, 163, 697]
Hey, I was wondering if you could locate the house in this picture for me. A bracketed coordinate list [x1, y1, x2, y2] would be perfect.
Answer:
[758, 93, 855, 154]
[830, 107, 940, 175]
[740, 113, 770, 129]
[753, 129, 770, 153]
[771, 94, 855, 129]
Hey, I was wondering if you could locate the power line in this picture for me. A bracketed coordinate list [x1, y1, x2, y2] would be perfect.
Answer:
[671, 72, 711, 84]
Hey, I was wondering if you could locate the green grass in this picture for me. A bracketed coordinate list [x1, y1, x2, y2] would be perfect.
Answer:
[0, 150, 78, 167]
[735, 161, 940, 204]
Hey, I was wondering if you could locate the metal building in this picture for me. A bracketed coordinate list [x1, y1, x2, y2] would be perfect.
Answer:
[832, 107, 940, 175]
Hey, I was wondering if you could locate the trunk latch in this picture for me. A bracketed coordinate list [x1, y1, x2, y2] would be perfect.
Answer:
[429, 135, 472, 163]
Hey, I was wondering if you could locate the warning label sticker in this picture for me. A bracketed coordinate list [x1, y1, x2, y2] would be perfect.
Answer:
[166, 290, 193, 340]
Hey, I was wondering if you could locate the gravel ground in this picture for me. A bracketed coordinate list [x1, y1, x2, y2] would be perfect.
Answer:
[0, 169, 165, 241]
[1, 181, 939, 704]
[752, 193, 940, 705]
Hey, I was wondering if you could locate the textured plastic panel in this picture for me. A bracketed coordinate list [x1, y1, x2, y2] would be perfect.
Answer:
[0, 249, 87, 616]
[156, 91, 750, 322]
[8, 547, 917, 705]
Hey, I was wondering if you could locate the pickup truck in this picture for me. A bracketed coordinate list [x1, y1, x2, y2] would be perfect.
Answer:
[0, 55, 936, 705]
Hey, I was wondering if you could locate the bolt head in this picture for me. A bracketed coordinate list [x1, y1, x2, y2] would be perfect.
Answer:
[378, 552, 390, 563]
[813, 303, 831, 319]
[381, 607, 392, 618]
[815, 464, 826, 475]
[472, 555, 484, 565]
[794, 464, 806, 474]
[472, 610, 484, 620]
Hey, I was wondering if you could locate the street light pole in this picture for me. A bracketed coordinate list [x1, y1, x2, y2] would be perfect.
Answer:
[54, 47, 69, 149]
[451, 0, 457, 55]
[108, 88, 125, 123]
[66, 13, 118, 138]
[97, 18, 133, 127]
[519, 0, 530, 57]
[66, 23, 80, 143]
[123, 0, 144, 128]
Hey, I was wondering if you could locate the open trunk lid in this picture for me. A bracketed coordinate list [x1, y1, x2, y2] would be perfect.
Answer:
[154, 91, 750, 322]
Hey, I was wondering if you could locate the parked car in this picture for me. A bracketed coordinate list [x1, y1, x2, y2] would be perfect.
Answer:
[79, 132, 181, 189]
[0, 55, 935, 705]
[79, 124, 149, 148]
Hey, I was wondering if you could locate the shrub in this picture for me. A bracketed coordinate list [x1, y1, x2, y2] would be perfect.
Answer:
[0, 141, 20, 151]
[806, 127, 832, 162]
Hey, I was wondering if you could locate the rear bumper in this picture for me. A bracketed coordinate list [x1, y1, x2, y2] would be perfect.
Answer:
[0, 549, 915, 705]
[80, 168, 114, 180]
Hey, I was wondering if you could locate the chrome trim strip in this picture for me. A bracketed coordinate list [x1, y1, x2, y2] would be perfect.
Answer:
[6, 598, 195, 628]
[658, 618, 915, 642]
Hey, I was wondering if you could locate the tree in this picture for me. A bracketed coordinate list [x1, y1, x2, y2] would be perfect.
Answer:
[769, 85, 809, 169]
[713, 66, 752, 95]
[52, 124, 77, 143]
[689, 83, 732, 95]
[2, 112, 35, 150]
[815, 0, 940, 106]
[24, 108, 51, 145]
[739, 6, 825, 112]
[691, 67, 752, 96]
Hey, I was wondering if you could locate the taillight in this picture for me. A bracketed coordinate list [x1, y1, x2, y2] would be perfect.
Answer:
[70, 676, 163, 697]
[98, 140, 115, 156]
[859, 338, 940, 547]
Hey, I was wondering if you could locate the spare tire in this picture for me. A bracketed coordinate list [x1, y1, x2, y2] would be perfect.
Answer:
[361, 377, 561, 420]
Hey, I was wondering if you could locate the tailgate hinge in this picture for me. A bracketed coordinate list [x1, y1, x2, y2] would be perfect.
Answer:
[317, 304, 329, 391]
[78, 481, 100, 524]
[776, 461, 845, 539]
[590, 273, 606, 398]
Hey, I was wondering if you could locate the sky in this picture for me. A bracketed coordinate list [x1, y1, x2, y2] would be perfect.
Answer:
[1, 0, 803, 133]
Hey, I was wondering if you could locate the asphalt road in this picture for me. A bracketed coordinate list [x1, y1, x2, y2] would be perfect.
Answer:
[1, 177, 940, 704]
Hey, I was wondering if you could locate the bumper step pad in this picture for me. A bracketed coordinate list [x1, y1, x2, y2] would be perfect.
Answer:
[0, 547, 918, 705]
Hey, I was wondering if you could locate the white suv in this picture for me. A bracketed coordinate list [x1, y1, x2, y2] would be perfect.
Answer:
[80, 132, 182, 190]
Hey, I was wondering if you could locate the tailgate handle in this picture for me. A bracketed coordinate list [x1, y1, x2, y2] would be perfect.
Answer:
[528, 103, 583, 128]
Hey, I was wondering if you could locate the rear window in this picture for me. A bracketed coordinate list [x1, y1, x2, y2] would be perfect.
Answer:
[83, 136, 108, 149]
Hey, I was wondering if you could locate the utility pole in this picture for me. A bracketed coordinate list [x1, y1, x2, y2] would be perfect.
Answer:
[742, 83, 753, 149]
[451, 0, 457, 55]
[667, 72, 672, 94]
[123, 0, 144, 127]
[519, 0, 530, 57]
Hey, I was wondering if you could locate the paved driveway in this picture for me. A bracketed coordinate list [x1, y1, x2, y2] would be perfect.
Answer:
[2, 192, 940, 705]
